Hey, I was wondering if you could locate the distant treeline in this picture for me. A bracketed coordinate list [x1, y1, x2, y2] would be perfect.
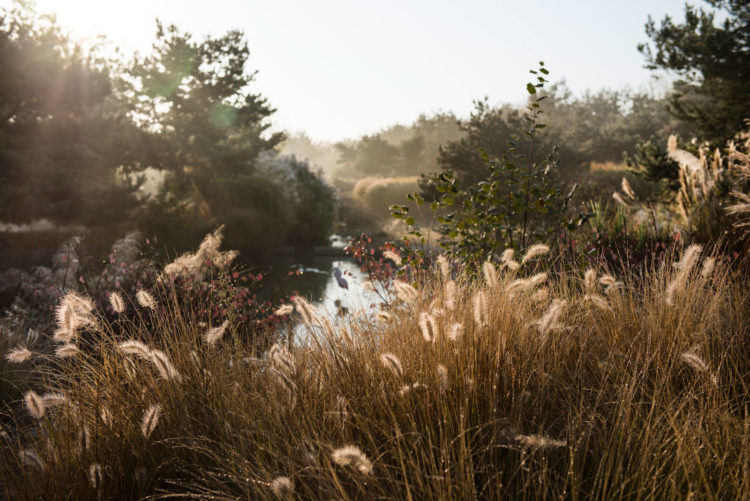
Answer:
[281, 85, 686, 228]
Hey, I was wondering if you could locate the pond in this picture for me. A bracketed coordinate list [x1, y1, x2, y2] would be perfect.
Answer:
[244, 235, 388, 342]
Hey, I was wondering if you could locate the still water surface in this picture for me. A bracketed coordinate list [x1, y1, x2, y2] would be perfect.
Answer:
[247, 236, 387, 342]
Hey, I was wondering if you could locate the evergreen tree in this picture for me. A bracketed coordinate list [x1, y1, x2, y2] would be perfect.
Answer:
[639, 0, 750, 144]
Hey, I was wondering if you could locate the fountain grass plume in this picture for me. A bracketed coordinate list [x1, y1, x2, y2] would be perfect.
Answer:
[24, 390, 46, 419]
[136, 290, 156, 310]
[204, 320, 229, 347]
[393, 280, 418, 303]
[141, 404, 163, 439]
[444, 280, 457, 310]
[6, 346, 32, 363]
[522, 244, 550, 264]
[118, 339, 151, 358]
[89, 463, 103, 490]
[418, 311, 438, 342]
[331, 445, 373, 474]
[380, 352, 403, 378]
[270, 476, 293, 498]
[483, 261, 498, 288]
[383, 250, 402, 266]
[109, 291, 125, 314]
[472, 290, 487, 327]
[274, 304, 294, 316]
[292, 296, 318, 325]
[55, 343, 80, 358]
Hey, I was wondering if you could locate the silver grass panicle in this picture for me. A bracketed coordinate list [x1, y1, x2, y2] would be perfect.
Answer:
[419, 311, 438, 342]
[473, 291, 487, 327]
[24, 391, 46, 419]
[118, 340, 151, 360]
[522, 244, 550, 264]
[583, 269, 598, 293]
[448, 322, 463, 341]
[274, 304, 294, 316]
[109, 291, 125, 314]
[141, 404, 163, 439]
[507, 272, 547, 296]
[445, 280, 457, 311]
[203, 319, 229, 347]
[437, 364, 448, 392]
[19, 449, 44, 471]
[399, 382, 427, 396]
[383, 250, 402, 266]
[55, 343, 80, 358]
[700, 257, 716, 279]
[393, 280, 418, 303]
[483, 261, 498, 288]
[376, 310, 392, 322]
[331, 445, 373, 474]
[148, 349, 182, 382]
[515, 434, 567, 449]
[380, 353, 403, 378]
[292, 296, 318, 325]
[135, 290, 156, 310]
[536, 299, 566, 337]
[612, 191, 630, 207]
[89, 463, 103, 490]
[666, 244, 703, 305]
[270, 476, 294, 498]
[269, 343, 295, 373]
[5, 346, 31, 363]
[621, 177, 636, 200]
[437, 254, 451, 277]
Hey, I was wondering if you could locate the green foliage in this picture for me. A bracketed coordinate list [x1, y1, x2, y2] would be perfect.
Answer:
[625, 135, 681, 193]
[0, 3, 144, 226]
[392, 63, 586, 267]
[640, 1, 750, 144]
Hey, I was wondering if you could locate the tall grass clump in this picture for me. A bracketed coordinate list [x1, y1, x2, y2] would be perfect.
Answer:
[0, 245, 748, 499]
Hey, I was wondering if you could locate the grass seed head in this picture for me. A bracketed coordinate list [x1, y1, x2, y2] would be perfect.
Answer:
[109, 291, 125, 314]
[270, 476, 294, 498]
[204, 319, 229, 347]
[135, 290, 157, 310]
[89, 463, 103, 490]
[522, 244, 550, 264]
[141, 403, 163, 439]
[380, 352, 403, 378]
[331, 445, 373, 474]
[24, 391, 46, 419]
[55, 343, 81, 359]
[5, 346, 32, 363]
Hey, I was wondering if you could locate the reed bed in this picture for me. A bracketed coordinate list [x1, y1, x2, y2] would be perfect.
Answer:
[1, 246, 748, 500]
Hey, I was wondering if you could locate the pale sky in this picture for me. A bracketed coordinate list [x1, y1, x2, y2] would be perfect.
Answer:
[13, 0, 696, 142]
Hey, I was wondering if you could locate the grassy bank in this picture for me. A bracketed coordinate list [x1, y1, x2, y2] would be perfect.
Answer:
[1, 246, 748, 499]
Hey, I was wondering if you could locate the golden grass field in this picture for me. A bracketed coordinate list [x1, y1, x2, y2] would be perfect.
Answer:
[1, 244, 748, 500]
